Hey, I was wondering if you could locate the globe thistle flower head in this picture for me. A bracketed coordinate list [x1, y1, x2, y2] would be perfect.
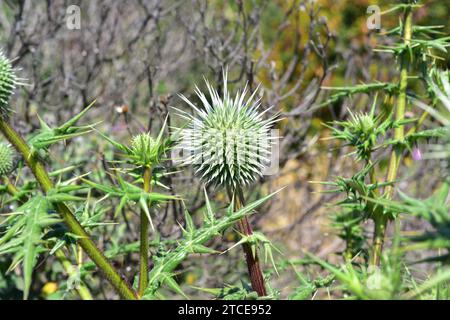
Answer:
[130, 132, 161, 168]
[0, 51, 22, 119]
[179, 71, 278, 189]
[0, 142, 13, 177]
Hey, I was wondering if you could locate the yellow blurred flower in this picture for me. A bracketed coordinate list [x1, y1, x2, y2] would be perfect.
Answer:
[185, 273, 197, 285]
[42, 282, 58, 295]
[226, 232, 237, 242]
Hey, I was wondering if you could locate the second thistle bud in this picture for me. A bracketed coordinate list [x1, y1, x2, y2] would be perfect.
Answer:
[130, 133, 161, 167]
[0, 142, 13, 177]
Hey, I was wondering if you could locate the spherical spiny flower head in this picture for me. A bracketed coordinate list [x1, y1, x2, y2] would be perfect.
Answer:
[0, 52, 19, 118]
[0, 142, 13, 177]
[179, 71, 278, 189]
[349, 111, 377, 155]
[130, 132, 161, 167]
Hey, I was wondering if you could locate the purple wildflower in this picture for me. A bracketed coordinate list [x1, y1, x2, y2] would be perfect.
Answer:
[412, 147, 422, 161]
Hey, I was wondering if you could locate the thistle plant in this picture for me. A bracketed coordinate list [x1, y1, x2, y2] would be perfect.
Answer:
[287, 56, 450, 300]
[318, 1, 450, 268]
[0, 52, 277, 299]
[132, 132, 159, 295]
[178, 71, 279, 297]
[1, 1, 448, 301]
[0, 52, 138, 299]
[94, 119, 174, 297]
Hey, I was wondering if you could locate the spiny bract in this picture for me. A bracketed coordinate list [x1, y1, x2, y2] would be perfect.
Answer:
[130, 132, 161, 167]
[179, 72, 278, 189]
[0, 142, 13, 176]
[427, 69, 450, 176]
[0, 52, 19, 118]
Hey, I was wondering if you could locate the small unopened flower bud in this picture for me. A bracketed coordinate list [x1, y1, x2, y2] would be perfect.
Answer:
[0, 142, 13, 176]
[130, 132, 161, 167]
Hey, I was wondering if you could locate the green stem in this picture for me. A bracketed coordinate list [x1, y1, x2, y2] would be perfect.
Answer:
[385, 6, 413, 198]
[2, 176, 93, 300]
[55, 249, 93, 300]
[371, 214, 388, 266]
[138, 166, 152, 297]
[2, 177, 26, 203]
[372, 7, 413, 267]
[0, 118, 137, 300]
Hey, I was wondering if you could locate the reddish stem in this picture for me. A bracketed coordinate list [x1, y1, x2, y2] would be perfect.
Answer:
[233, 187, 267, 297]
